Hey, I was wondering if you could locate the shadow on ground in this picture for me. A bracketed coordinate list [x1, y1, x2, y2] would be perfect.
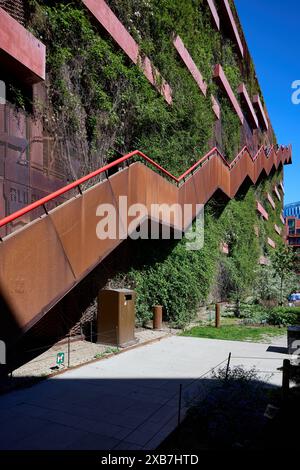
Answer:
[0, 371, 297, 451]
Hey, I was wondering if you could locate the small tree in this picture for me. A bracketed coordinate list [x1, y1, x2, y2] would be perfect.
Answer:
[271, 244, 296, 305]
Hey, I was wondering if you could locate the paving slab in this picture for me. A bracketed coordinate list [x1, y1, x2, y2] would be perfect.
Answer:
[0, 335, 288, 450]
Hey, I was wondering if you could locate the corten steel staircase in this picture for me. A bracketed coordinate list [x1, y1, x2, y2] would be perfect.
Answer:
[0, 145, 292, 343]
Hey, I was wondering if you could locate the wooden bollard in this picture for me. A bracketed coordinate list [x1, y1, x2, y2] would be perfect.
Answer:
[153, 305, 163, 330]
[215, 303, 221, 328]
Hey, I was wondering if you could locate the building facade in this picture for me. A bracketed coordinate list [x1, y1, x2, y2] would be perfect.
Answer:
[284, 203, 300, 248]
[0, 1, 292, 343]
[285, 216, 300, 248]
[0, 0, 284, 238]
[284, 201, 300, 219]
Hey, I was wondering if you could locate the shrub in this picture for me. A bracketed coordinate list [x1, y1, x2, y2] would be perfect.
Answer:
[240, 304, 300, 326]
[239, 303, 269, 324]
[267, 307, 300, 327]
[212, 365, 260, 383]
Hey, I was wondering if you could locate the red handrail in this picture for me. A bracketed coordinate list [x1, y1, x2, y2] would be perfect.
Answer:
[0, 145, 290, 229]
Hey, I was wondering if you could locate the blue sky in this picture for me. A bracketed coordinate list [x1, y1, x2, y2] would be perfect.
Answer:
[235, 0, 299, 205]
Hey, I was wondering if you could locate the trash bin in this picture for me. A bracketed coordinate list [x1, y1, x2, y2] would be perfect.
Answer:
[97, 288, 137, 347]
[287, 326, 300, 355]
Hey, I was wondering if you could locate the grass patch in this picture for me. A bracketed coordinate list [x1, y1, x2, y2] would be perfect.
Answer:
[182, 324, 286, 342]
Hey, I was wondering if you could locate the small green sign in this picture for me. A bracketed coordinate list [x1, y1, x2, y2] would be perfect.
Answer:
[56, 352, 65, 365]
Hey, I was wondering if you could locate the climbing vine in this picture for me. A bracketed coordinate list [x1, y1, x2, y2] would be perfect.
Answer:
[23, 0, 283, 326]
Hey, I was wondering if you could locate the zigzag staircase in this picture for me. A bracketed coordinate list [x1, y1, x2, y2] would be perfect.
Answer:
[0, 145, 292, 342]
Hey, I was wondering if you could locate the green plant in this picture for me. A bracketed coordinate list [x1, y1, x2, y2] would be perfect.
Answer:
[267, 307, 300, 326]
[212, 365, 260, 383]
[94, 346, 120, 359]
[181, 324, 284, 342]
[271, 245, 296, 305]
[128, 213, 219, 327]
[25, 1, 282, 328]
[239, 303, 269, 323]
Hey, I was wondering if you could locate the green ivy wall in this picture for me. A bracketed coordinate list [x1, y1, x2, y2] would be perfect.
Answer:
[25, 0, 284, 326]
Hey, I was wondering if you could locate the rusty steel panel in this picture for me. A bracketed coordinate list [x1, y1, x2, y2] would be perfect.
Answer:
[180, 178, 199, 231]
[0, 141, 4, 176]
[127, 163, 149, 234]
[0, 103, 6, 132]
[0, 103, 67, 235]
[4, 144, 29, 186]
[130, 162, 180, 230]
[49, 195, 86, 279]
[50, 175, 128, 280]
[144, 165, 178, 207]
[80, 178, 127, 273]
[148, 173, 180, 230]
[127, 162, 147, 208]
[107, 167, 129, 238]
[0, 216, 76, 331]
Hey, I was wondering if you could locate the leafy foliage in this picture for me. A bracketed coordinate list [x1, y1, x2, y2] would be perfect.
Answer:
[240, 304, 300, 326]
[253, 264, 298, 306]
[267, 307, 300, 326]
[25, 1, 288, 327]
[216, 187, 260, 303]
[271, 244, 296, 304]
[128, 213, 220, 327]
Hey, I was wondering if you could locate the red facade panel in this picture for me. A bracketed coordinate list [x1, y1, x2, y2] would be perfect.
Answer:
[253, 95, 269, 130]
[274, 185, 281, 201]
[267, 237, 276, 249]
[82, 0, 172, 104]
[274, 224, 282, 235]
[256, 201, 269, 220]
[0, 7, 45, 83]
[279, 180, 285, 194]
[237, 83, 259, 129]
[259, 256, 269, 266]
[213, 64, 244, 124]
[173, 35, 207, 96]
[220, 242, 229, 254]
[206, 0, 220, 30]
[220, 0, 244, 57]
[267, 192, 275, 210]
[211, 95, 221, 119]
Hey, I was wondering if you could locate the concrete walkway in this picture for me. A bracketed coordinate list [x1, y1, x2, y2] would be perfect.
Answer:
[0, 335, 288, 450]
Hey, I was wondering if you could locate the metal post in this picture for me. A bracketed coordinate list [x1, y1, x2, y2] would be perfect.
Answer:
[282, 359, 290, 402]
[215, 303, 221, 328]
[178, 383, 182, 426]
[67, 334, 71, 368]
[90, 320, 93, 343]
[225, 352, 231, 380]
